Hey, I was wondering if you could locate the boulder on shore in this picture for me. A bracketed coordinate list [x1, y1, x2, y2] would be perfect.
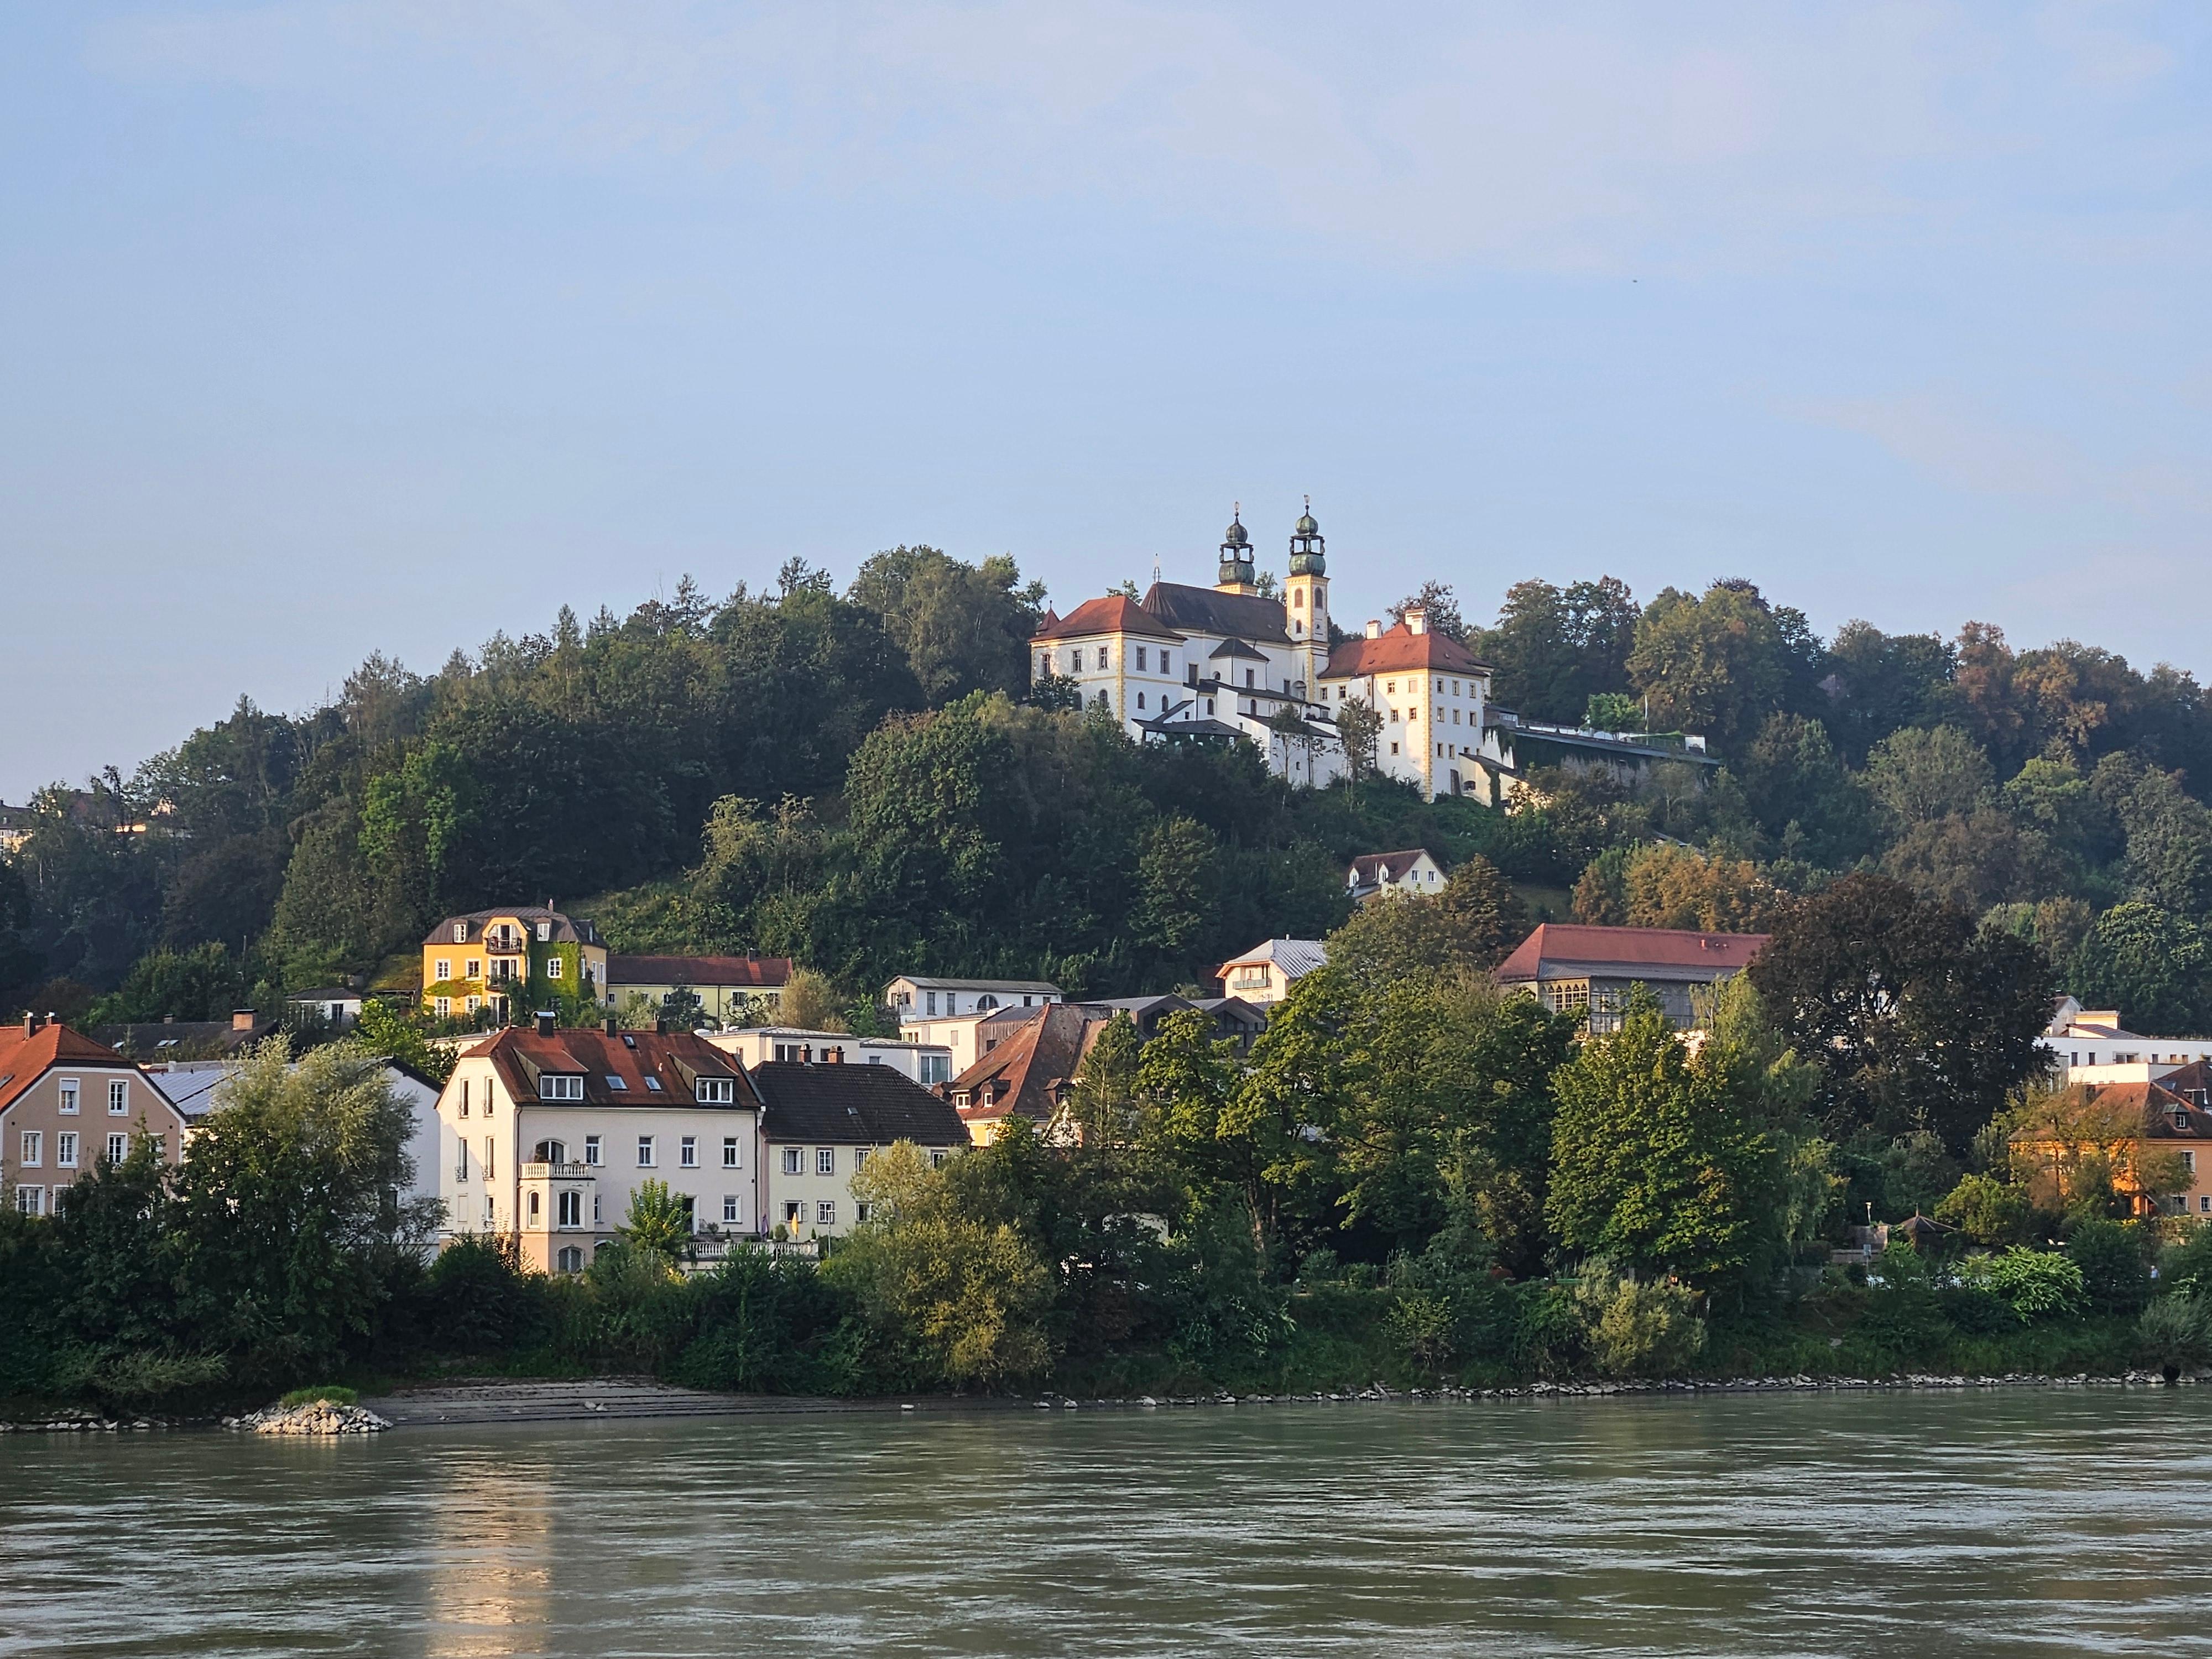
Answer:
[227, 1401, 391, 1436]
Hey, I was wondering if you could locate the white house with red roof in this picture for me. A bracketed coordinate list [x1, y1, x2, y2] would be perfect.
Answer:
[1031, 505, 1517, 802]
[437, 1016, 760, 1272]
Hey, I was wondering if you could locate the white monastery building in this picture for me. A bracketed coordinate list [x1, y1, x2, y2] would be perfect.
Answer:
[1031, 504, 1512, 803]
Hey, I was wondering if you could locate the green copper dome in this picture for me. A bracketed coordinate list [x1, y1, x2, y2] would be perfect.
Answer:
[1288, 498, 1326, 576]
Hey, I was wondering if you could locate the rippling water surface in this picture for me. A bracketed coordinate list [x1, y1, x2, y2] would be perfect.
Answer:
[6, 1390, 2210, 1656]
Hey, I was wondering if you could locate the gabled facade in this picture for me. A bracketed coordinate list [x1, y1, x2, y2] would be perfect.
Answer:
[0, 1018, 187, 1219]
[436, 1019, 757, 1272]
[2009, 1079, 2212, 1218]
[420, 907, 608, 1024]
[946, 1004, 1104, 1144]
[1214, 938, 1329, 1006]
[1348, 848, 1446, 904]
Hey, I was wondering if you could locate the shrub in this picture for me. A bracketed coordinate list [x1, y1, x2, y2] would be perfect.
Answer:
[2064, 1218, 2151, 1316]
[2158, 1225, 2212, 1298]
[1384, 1292, 1455, 1372]
[279, 1384, 358, 1408]
[1574, 1271, 1705, 1378]
[2137, 1297, 2212, 1372]
[1936, 1286, 2020, 1334]
[1960, 1249, 2084, 1319]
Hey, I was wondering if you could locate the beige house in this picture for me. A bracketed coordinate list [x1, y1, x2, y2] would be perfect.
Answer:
[1213, 938, 1328, 1006]
[606, 954, 794, 1024]
[750, 1061, 968, 1239]
[436, 1017, 758, 1273]
[0, 1018, 187, 1218]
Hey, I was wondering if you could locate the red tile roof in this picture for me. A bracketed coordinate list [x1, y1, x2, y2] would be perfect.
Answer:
[1324, 619, 1487, 678]
[0, 1022, 182, 1119]
[1493, 924, 1768, 985]
[946, 1005, 1100, 1126]
[1034, 596, 1184, 643]
[472, 1026, 756, 1111]
[607, 955, 793, 989]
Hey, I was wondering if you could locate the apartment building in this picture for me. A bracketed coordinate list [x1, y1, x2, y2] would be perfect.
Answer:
[750, 1061, 968, 1240]
[0, 1016, 187, 1218]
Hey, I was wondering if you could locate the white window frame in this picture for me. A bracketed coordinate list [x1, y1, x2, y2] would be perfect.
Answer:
[696, 1077, 734, 1104]
[583, 1134, 602, 1167]
[58, 1079, 79, 1115]
[453, 922, 467, 943]
[722, 1194, 740, 1224]
[637, 1135, 656, 1168]
[781, 1146, 802, 1176]
[434, 959, 451, 982]
[19, 1131, 39, 1168]
[680, 1136, 698, 1168]
[435, 997, 452, 1018]
[108, 1079, 129, 1115]
[55, 1132, 76, 1169]
[815, 1199, 836, 1227]
[816, 1147, 835, 1176]
[722, 1136, 741, 1169]
[539, 1074, 583, 1102]
[15, 1186, 41, 1217]
[456, 1139, 470, 1181]
[106, 1133, 128, 1165]
[547, 956, 564, 979]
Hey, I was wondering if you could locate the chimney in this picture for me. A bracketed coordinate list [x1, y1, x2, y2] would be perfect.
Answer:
[604, 1014, 620, 1037]
[21, 1012, 38, 1037]
[1364, 619, 1381, 639]
[231, 1009, 257, 1032]
[536, 1010, 557, 1037]
[1404, 606, 1427, 635]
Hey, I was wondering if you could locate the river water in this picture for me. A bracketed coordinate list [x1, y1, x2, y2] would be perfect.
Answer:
[5, 1389, 2209, 1656]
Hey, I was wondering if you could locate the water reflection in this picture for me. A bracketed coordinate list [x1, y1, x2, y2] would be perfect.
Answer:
[3, 1391, 2209, 1657]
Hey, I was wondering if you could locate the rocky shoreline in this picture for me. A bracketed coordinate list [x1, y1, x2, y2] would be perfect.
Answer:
[3, 1368, 2206, 1432]
[1073, 1369, 2210, 1408]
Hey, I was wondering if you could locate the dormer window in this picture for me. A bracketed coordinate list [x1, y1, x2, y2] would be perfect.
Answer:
[696, 1077, 735, 1104]
[536, 920, 551, 941]
[453, 922, 467, 943]
[539, 1074, 584, 1101]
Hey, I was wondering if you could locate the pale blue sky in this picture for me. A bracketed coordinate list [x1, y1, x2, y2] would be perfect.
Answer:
[4, 3, 2209, 799]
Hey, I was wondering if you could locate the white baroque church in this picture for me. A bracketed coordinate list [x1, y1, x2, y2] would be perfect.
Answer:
[1031, 505, 1510, 803]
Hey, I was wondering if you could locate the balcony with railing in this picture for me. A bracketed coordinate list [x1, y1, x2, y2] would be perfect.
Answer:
[521, 1161, 596, 1181]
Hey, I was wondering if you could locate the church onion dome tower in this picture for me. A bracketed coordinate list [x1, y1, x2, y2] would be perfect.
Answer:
[1218, 504, 1255, 587]
[1288, 496, 1325, 575]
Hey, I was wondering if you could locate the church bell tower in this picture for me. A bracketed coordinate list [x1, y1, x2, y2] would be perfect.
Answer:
[1284, 497, 1328, 677]
[1214, 505, 1257, 595]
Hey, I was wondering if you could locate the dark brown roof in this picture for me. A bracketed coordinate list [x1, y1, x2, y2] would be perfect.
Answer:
[607, 955, 793, 988]
[749, 1061, 970, 1146]
[1139, 582, 1291, 646]
[424, 907, 602, 947]
[1323, 618, 1485, 677]
[948, 1005, 1103, 1126]
[1034, 595, 1184, 643]
[473, 1026, 754, 1111]
[1494, 923, 1768, 985]
[1350, 849, 1436, 885]
[94, 1018, 281, 1058]
[0, 1022, 185, 1120]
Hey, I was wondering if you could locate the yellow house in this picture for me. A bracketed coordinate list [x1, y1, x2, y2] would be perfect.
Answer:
[421, 907, 608, 1024]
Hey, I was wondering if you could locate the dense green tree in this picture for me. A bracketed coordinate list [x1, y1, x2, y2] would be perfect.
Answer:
[1865, 726, 1996, 826]
[1326, 855, 1528, 982]
[170, 1041, 436, 1383]
[2093, 753, 2212, 919]
[1733, 713, 1874, 865]
[1819, 622, 1954, 765]
[1475, 577, 1639, 724]
[2068, 901, 2212, 1036]
[1547, 997, 1771, 1279]
[1748, 874, 2057, 1153]
[1629, 581, 1822, 747]
[848, 544, 1046, 705]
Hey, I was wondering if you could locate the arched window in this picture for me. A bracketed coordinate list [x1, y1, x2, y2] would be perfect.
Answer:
[977, 995, 999, 1012]
[526, 1191, 541, 1223]
[1292, 589, 1305, 608]
[533, 1139, 567, 1165]
[557, 1246, 584, 1274]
